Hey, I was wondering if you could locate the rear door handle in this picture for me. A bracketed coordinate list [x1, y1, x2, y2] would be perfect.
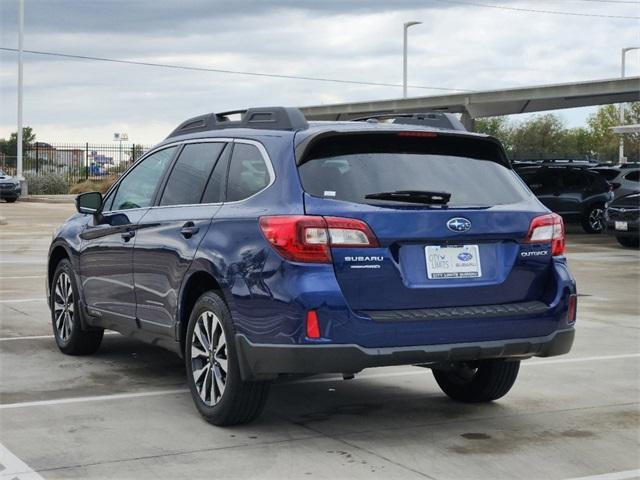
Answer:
[121, 230, 135, 242]
[180, 222, 200, 239]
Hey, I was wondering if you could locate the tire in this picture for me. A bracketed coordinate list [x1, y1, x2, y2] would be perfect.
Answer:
[185, 291, 270, 426]
[581, 205, 605, 234]
[51, 259, 103, 355]
[616, 235, 640, 248]
[5, 198, 17, 203]
[432, 359, 520, 403]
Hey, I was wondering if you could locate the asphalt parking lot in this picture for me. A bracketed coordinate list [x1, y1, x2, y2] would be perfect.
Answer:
[0, 201, 638, 480]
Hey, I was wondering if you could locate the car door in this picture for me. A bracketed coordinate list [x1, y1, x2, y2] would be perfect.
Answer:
[79, 146, 177, 329]
[558, 170, 586, 215]
[132, 141, 231, 334]
[528, 168, 563, 213]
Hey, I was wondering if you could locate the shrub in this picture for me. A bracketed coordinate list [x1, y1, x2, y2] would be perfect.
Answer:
[24, 172, 69, 195]
[69, 176, 117, 195]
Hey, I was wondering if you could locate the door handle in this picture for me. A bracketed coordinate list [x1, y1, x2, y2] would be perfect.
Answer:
[180, 222, 200, 239]
[121, 230, 135, 242]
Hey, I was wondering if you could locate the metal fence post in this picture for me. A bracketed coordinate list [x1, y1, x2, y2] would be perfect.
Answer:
[35, 142, 39, 174]
[85, 142, 89, 180]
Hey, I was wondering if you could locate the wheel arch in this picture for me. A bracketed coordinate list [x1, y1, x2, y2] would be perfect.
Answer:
[177, 268, 227, 356]
[48, 243, 72, 291]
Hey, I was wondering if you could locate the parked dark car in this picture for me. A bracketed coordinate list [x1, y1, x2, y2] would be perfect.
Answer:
[0, 169, 21, 202]
[47, 107, 576, 426]
[516, 164, 613, 233]
[605, 192, 640, 248]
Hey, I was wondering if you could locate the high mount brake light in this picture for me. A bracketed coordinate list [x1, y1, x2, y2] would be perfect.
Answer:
[525, 213, 565, 256]
[259, 215, 379, 263]
[397, 131, 438, 138]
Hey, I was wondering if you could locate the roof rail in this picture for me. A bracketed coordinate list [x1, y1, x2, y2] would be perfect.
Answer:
[350, 112, 467, 132]
[166, 107, 308, 139]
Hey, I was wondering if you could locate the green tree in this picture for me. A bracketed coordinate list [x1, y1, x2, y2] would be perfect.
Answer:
[587, 103, 640, 162]
[0, 127, 36, 157]
[509, 114, 568, 160]
[475, 117, 512, 153]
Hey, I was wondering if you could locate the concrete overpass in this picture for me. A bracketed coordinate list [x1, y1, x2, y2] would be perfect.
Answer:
[299, 76, 640, 129]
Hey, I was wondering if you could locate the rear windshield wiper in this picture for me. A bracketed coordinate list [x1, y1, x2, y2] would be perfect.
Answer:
[364, 190, 451, 205]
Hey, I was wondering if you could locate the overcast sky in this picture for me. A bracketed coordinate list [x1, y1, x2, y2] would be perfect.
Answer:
[0, 0, 638, 145]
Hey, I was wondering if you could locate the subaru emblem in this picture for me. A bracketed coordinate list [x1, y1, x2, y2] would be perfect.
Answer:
[447, 217, 471, 232]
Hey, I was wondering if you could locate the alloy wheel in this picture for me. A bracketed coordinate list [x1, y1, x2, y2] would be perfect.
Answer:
[589, 208, 604, 232]
[53, 272, 74, 341]
[190, 311, 228, 406]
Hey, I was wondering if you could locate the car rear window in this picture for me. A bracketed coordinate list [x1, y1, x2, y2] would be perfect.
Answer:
[298, 134, 530, 207]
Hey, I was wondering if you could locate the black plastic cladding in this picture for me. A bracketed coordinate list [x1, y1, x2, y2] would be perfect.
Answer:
[166, 107, 309, 139]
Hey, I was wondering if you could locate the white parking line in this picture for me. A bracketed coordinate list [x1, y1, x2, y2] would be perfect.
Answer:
[0, 442, 45, 480]
[293, 352, 640, 384]
[0, 332, 119, 342]
[0, 299, 44, 304]
[0, 352, 638, 410]
[0, 275, 45, 279]
[563, 469, 640, 480]
[0, 335, 55, 342]
[0, 389, 189, 410]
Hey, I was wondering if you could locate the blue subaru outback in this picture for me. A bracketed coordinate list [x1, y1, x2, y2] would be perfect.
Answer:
[47, 107, 576, 425]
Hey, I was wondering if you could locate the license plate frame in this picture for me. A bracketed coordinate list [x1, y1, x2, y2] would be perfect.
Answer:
[425, 245, 482, 280]
[615, 221, 629, 231]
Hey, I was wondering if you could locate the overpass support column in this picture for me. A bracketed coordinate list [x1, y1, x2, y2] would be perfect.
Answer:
[461, 111, 476, 132]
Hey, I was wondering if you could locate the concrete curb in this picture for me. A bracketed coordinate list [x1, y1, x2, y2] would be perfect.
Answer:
[18, 195, 75, 204]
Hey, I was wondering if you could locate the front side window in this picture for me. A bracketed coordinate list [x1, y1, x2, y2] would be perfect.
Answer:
[111, 147, 176, 211]
[226, 143, 271, 202]
[160, 143, 225, 206]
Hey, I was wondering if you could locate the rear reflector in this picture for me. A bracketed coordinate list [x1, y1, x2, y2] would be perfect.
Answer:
[259, 215, 379, 263]
[306, 310, 320, 338]
[525, 213, 565, 256]
[567, 294, 577, 324]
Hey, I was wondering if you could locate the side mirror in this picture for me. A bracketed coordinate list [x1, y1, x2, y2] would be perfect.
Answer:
[76, 191, 103, 215]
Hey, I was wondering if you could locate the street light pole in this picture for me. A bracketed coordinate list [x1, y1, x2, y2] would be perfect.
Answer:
[17, 0, 24, 183]
[403, 21, 421, 98]
[619, 47, 639, 164]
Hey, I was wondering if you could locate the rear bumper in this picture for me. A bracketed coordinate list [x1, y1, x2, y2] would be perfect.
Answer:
[235, 327, 575, 380]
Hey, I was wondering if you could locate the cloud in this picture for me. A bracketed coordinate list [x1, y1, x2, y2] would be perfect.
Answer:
[0, 0, 638, 143]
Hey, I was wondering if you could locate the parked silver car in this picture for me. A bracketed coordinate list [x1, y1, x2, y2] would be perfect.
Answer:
[0, 169, 21, 203]
[591, 165, 639, 200]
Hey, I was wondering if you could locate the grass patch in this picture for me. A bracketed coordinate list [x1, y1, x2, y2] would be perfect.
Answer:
[70, 177, 117, 194]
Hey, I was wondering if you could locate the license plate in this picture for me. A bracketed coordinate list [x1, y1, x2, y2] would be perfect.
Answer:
[615, 221, 628, 231]
[425, 245, 482, 279]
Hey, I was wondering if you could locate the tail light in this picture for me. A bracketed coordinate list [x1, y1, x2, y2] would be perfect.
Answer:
[259, 215, 379, 263]
[525, 213, 565, 256]
[567, 294, 577, 325]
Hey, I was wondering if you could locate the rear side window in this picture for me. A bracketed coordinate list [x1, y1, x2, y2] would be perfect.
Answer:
[298, 134, 530, 207]
[201, 144, 232, 204]
[160, 142, 225, 206]
[226, 143, 271, 202]
[625, 170, 639, 182]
